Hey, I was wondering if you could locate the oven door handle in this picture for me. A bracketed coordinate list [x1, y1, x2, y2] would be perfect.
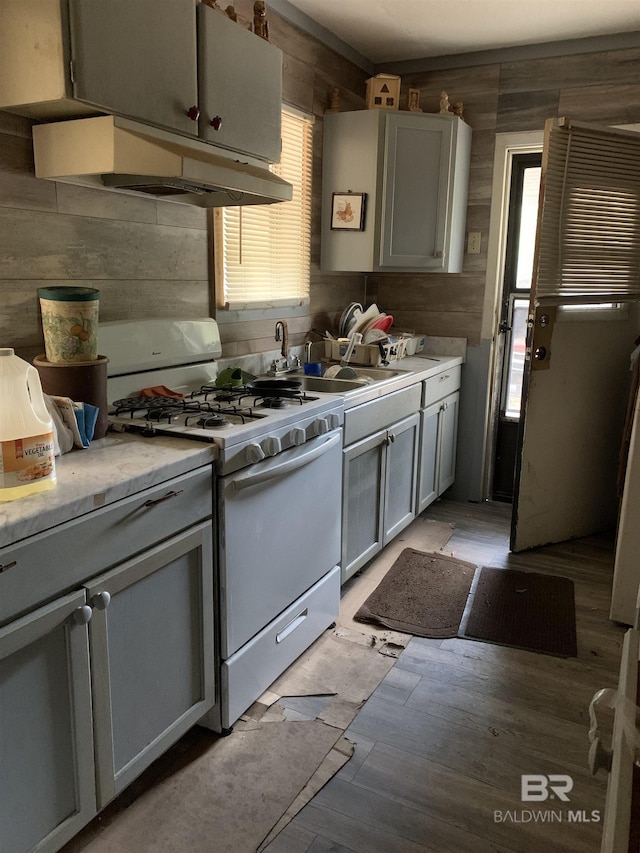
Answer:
[226, 431, 341, 495]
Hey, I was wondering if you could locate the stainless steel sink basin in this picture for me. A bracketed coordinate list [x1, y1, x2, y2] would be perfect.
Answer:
[350, 366, 413, 381]
[295, 376, 367, 393]
[290, 365, 413, 395]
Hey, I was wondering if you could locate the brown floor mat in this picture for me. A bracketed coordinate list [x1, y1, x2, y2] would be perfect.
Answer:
[353, 548, 476, 638]
[460, 567, 577, 657]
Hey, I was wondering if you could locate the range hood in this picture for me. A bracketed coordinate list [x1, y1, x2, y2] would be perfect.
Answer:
[32, 115, 293, 207]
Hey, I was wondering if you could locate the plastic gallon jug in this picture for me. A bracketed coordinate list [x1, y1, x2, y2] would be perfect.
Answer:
[0, 348, 56, 501]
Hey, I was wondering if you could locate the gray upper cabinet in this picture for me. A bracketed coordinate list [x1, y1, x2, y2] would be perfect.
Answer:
[198, 3, 282, 162]
[321, 110, 472, 273]
[0, 0, 282, 162]
[69, 0, 199, 136]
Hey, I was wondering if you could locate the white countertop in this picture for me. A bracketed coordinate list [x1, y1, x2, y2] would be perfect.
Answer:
[339, 353, 463, 409]
[0, 433, 215, 550]
[0, 353, 461, 551]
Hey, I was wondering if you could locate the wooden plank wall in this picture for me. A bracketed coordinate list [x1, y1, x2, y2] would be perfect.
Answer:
[369, 45, 640, 345]
[1, 9, 638, 363]
[0, 3, 369, 362]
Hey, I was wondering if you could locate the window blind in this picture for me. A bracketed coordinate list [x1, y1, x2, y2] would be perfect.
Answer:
[215, 108, 313, 309]
[534, 119, 640, 303]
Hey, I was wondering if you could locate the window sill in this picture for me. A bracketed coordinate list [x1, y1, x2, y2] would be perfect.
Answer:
[215, 303, 310, 324]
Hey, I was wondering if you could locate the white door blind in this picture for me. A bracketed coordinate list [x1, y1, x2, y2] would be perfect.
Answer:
[535, 118, 640, 302]
[216, 108, 313, 309]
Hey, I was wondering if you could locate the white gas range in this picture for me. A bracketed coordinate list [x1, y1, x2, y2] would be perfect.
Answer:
[99, 319, 343, 731]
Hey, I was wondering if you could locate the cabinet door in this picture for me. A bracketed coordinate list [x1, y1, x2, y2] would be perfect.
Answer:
[380, 113, 453, 270]
[417, 402, 441, 513]
[198, 3, 282, 162]
[85, 523, 214, 808]
[437, 391, 459, 495]
[0, 590, 95, 853]
[342, 431, 386, 584]
[383, 413, 420, 544]
[69, 0, 199, 136]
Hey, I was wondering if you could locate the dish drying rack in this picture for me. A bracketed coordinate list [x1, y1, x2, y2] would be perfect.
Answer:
[324, 337, 407, 366]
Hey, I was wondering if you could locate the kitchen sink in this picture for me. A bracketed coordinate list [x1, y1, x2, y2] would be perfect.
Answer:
[290, 365, 413, 395]
[294, 376, 368, 393]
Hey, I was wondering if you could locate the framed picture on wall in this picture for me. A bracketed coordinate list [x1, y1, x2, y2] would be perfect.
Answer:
[330, 192, 366, 231]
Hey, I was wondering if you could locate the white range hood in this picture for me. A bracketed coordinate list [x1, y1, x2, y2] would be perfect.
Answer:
[32, 115, 293, 207]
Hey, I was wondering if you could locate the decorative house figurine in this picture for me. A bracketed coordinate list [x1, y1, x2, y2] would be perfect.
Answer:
[366, 73, 401, 110]
[439, 91, 450, 114]
[452, 100, 464, 120]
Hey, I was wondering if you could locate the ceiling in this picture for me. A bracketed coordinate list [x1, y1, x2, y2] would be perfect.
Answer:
[277, 0, 640, 64]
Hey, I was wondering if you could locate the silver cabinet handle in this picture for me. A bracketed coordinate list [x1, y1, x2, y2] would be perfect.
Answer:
[74, 605, 93, 625]
[144, 489, 184, 508]
[0, 560, 17, 573]
[91, 591, 111, 611]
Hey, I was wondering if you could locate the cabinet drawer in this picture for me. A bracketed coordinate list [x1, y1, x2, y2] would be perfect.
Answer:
[344, 384, 422, 445]
[423, 365, 461, 406]
[0, 465, 212, 626]
[222, 566, 340, 729]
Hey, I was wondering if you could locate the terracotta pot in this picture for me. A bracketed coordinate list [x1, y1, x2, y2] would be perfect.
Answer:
[33, 354, 109, 439]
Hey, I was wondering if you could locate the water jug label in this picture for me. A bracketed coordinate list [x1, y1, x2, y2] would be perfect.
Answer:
[0, 433, 55, 488]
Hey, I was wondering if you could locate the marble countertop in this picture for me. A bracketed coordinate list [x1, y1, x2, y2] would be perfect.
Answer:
[0, 433, 216, 550]
[337, 353, 463, 410]
[0, 352, 462, 551]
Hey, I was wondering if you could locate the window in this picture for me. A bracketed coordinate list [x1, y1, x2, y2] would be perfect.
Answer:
[500, 153, 542, 420]
[214, 106, 313, 310]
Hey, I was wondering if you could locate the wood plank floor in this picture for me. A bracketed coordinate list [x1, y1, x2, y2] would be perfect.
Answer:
[265, 498, 626, 853]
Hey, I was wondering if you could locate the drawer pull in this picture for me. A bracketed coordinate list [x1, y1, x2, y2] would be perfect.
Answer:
[143, 489, 184, 508]
[439, 374, 450, 381]
[276, 608, 308, 644]
[0, 561, 17, 573]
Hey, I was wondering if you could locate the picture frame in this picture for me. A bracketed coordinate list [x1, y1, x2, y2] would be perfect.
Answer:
[330, 192, 366, 231]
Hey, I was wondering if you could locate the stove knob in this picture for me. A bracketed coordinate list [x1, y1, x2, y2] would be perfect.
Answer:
[326, 413, 340, 430]
[314, 417, 329, 436]
[262, 436, 281, 457]
[289, 427, 306, 446]
[245, 443, 266, 464]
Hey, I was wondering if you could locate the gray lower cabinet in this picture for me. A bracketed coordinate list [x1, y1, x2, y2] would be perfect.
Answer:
[85, 523, 215, 809]
[342, 412, 419, 583]
[0, 589, 96, 853]
[0, 463, 215, 853]
[417, 390, 460, 513]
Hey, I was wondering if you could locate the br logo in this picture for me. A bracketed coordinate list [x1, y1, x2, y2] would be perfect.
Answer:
[521, 775, 573, 802]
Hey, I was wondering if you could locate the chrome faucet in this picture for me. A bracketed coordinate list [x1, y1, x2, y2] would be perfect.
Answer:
[275, 320, 288, 359]
[269, 320, 300, 375]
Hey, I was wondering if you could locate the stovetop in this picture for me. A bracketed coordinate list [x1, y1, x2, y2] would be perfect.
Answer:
[107, 375, 344, 474]
[108, 382, 328, 443]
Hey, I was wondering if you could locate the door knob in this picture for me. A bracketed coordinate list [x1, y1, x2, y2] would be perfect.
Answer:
[210, 115, 223, 131]
[187, 105, 200, 121]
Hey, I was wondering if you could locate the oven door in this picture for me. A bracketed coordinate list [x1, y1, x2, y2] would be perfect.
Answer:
[218, 430, 342, 659]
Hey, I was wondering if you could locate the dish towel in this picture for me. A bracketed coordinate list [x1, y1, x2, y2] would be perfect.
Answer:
[49, 395, 99, 450]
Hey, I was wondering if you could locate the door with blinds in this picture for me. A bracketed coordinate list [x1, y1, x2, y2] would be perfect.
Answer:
[511, 119, 640, 551]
